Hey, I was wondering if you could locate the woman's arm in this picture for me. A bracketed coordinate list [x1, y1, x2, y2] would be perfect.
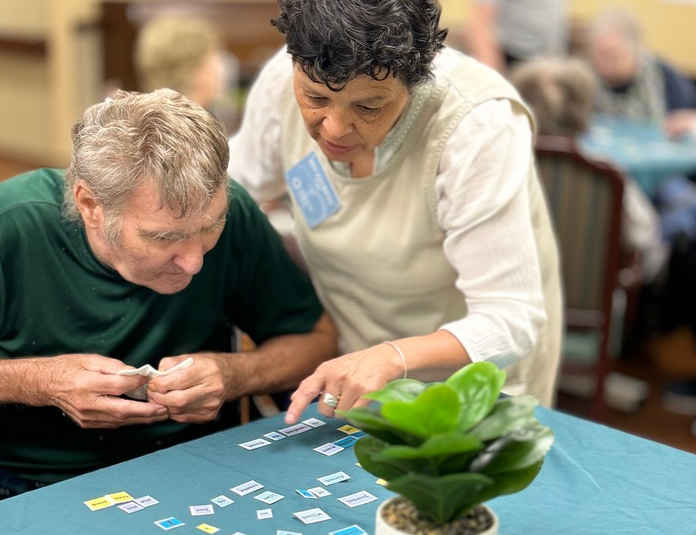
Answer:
[286, 98, 547, 423]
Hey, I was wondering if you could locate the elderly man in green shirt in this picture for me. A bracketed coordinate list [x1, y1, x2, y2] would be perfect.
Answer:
[0, 89, 337, 497]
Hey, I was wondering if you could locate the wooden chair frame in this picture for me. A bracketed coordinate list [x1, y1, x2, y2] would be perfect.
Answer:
[535, 135, 627, 420]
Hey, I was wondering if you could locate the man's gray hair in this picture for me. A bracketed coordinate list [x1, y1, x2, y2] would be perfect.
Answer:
[64, 88, 229, 243]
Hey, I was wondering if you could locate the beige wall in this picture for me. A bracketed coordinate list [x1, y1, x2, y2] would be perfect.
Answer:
[0, 0, 276, 166]
[0, 55, 53, 162]
[0, 0, 102, 166]
[0, 1, 50, 34]
[0, 0, 52, 163]
[0, 0, 694, 166]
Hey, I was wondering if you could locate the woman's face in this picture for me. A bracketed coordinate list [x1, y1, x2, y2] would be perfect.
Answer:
[293, 65, 411, 165]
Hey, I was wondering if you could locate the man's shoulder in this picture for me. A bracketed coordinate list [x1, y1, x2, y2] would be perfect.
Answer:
[227, 178, 260, 212]
[0, 168, 65, 213]
[224, 178, 272, 237]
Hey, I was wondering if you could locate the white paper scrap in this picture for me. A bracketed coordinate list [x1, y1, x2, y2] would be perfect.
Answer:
[231, 480, 264, 496]
[257, 508, 273, 520]
[278, 423, 312, 436]
[135, 495, 159, 508]
[211, 495, 234, 508]
[308, 486, 331, 497]
[118, 502, 144, 513]
[302, 417, 326, 427]
[293, 507, 331, 524]
[313, 443, 344, 456]
[190, 504, 215, 516]
[254, 491, 284, 504]
[264, 431, 286, 441]
[118, 357, 194, 400]
[317, 471, 351, 486]
[239, 438, 271, 450]
[338, 491, 378, 508]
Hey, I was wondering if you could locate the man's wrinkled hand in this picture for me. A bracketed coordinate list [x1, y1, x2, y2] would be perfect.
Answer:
[47, 354, 169, 429]
[148, 353, 232, 423]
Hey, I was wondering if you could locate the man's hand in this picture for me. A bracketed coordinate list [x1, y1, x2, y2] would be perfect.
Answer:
[33, 355, 169, 428]
[148, 312, 339, 424]
[147, 353, 230, 423]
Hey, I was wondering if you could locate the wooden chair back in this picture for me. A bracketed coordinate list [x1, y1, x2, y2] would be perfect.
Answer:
[535, 135, 626, 420]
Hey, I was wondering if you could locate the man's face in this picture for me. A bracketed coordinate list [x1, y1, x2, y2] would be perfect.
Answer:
[87, 182, 228, 294]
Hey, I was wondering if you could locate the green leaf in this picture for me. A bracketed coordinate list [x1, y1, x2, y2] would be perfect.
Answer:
[472, 459, 545, 507]
[381, 384, 460, 438]
[467, 395, 539, 442]
[469, 422, 554, 475]
[445, 362, 507, 431]
[386, 473, 493, 525]
[371, 433, 483, 477]
[354, 435, 421, 481]
[374, 432, 483, 463]
[363, 378, 428, 403]
[341, 406, 416, 446]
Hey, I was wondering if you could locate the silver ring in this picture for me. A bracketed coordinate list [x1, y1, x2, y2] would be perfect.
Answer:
[322, 392, 340, 408]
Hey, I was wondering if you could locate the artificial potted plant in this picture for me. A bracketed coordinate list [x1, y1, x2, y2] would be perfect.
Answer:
[341, 361, 554, 535]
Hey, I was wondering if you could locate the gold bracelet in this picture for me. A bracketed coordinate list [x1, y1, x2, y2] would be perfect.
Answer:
[384, 341, 408, 379]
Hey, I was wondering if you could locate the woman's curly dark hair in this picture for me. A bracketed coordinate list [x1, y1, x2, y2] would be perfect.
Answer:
[272, 0, 448, 91]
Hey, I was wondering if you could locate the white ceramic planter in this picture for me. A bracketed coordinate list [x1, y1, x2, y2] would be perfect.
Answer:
[374, 497, 499, 535]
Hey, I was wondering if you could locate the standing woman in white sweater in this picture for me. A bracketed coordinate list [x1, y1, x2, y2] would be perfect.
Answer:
[228, 0, 563, 421]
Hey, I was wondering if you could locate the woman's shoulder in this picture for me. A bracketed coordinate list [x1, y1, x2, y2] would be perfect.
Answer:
[432, 46, 469, 76]
[434, 47, 514, 90]
[254, 46, 294, 89]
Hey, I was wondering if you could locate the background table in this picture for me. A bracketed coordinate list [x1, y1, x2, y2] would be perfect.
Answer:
[1, 404, 695, 534]
[580, 116, 696, 198]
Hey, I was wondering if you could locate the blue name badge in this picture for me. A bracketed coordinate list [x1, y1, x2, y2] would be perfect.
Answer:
[285, 152, 341, 228]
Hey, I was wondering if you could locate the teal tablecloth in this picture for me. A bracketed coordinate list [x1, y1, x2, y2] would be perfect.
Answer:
[580, 117, 696, 197]
[1, 404, 695, 534]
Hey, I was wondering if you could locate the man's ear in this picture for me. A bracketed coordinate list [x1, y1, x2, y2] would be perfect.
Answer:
[73, 181, 103, 229]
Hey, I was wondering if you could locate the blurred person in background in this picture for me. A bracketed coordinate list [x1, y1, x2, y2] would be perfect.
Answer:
[586, 8, 696, 416]
[586, 6, 696, 123]
[509, 57, 596, 137]
[465, 0, 568, 75]
[134, 15, 239, 122]
[665, 109, 696, 139]
[510, 57, 665, 283]
[650, 106, 696, 417]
